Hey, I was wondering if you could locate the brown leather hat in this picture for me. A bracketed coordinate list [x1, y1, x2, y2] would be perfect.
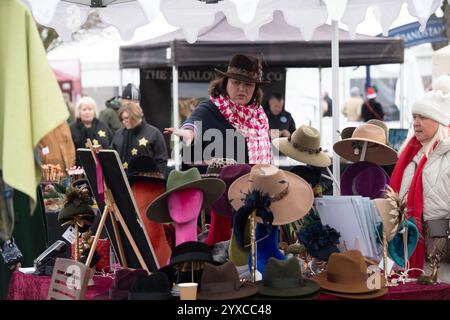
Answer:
[215, 54, 269, 84]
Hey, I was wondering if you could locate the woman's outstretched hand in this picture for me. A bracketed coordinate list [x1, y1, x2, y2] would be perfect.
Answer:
[164, 127, 195, 146]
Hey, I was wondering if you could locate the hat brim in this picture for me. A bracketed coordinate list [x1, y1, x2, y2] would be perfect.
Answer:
[273, 138, 331, 168]
[128, 175, 166, 185]
[214, 69, 270, 84]
[228, 171, 314, 225]
[313, 272, 386, 294]
[321, 287, 388, 300]
[147, 178, 226, 223]
[197, 282, 258, 300]
[341, 162, 389, 199]
[256, 279, 320, 297]
[333, 138, 398, 165]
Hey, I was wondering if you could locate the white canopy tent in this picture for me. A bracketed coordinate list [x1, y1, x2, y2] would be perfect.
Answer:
[23, 0, 447, 194]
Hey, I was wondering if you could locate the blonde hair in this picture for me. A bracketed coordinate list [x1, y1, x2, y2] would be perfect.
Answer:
[75, 96, 98, 118]
[118, 102, 144, 126]
[423, 124, 450, 158]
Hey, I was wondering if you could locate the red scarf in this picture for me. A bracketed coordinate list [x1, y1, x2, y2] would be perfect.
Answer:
[390, 137, 426, 276]
[210, 95, 272, 164]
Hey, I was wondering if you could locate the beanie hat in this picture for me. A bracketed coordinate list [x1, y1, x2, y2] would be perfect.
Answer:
[366, 87, 376, 99]
[411, 75, 450, 126]
[121, 83, 140, 101]
[432, 75, 450, 93]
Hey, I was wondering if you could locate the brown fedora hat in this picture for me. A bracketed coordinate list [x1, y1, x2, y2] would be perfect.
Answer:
[215, 54, 269, 84]
[333, 124, 397, 165]
[273, 125, 331, 168]
[228, 164, 314, 225]
[197, 261, 257, 300]
[313, 250, 387, 299]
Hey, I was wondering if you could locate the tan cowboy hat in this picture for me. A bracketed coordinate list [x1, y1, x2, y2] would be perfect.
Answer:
[333, 123, 398, 165]
[373, 198, 399, 242]
[228, 164, 314, 225]
[313, 250, 387, 299]
[147, 168, 226, 223]
[273, 125, 331, 168]
[339, 119, 389, 141]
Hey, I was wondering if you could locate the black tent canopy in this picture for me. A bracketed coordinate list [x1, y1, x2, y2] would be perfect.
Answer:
[120, 11, 404, 68]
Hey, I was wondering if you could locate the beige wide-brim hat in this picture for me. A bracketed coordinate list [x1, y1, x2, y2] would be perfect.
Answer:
[228, 164, 314, 225]
[333, 123, 398, 165]
[273, 125, 331, 168]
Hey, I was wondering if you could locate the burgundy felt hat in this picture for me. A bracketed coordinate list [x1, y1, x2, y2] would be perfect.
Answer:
[211, 164, 252, 217]
[340, 161, 390, 199]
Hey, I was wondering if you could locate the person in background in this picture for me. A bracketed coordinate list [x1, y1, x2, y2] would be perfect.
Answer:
[361, 86, 384, 122]
[99, 96, 122, 135]
[342, 87, 363, 121]
[121, 83, 140, 106]
[265, 93, 296, 139]
[37, 121, 76, 173]
[322, 92, 333, 117]
[69, 97, 113, 163]
[111, 102, 168, 174]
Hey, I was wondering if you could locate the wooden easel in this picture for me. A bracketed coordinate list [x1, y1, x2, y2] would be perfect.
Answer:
[84, 140, 149, 273]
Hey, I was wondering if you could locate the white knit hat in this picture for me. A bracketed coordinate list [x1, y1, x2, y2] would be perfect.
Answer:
[411, 75, 450, 126]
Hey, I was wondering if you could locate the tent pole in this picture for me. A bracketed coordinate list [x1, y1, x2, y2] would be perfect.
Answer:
[172, 65, 180, 171]
[399, 63, 405, 129]
[331, 20, 340, 196]
[318, 67, 323, 145]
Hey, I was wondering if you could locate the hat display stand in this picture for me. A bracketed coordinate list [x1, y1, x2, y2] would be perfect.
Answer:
[167, 188, 203, 246]
[83, 141, 152, 273]
[248, 224, 286, 275]
[204, 209, 232, 246]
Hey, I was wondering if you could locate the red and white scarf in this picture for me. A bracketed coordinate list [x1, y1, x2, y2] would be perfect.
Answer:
[210, 95, 272, 164]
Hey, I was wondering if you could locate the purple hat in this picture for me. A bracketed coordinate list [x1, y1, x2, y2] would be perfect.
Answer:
[211, 164, 252, 217]
[341, 161, 389, 199]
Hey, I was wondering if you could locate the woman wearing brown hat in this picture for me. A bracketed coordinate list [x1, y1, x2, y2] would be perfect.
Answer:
[164, 54, 272, 165]
[390, 75, 450, 283]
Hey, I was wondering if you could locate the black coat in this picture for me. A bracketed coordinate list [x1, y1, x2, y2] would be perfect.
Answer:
[70, 118, 112, 164]
[361, 99, 384, 122]
[111, 120, 168, 174]
[182, 100, 250, 165]
[265, 108, 296, 133]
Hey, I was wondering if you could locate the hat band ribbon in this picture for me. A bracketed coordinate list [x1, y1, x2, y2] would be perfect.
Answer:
[201, 280, 242, 293]
[288, 136, 322, 154]
[134, 172, 164, 179]
[263, 277, 304, 289]
[227, 66, 261, 81]
[327, 272, 367, 285]
[247, 180, 289, 203]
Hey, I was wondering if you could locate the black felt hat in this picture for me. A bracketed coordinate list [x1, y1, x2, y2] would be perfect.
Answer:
[127, 155, 165, 185]
[128, 272, 174, 300]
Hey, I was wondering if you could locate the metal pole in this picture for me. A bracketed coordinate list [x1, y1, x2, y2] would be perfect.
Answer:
[331, 20, 340, 196]
[399, 63, 405, 128]
[318, 67, 323, 145]
[172, 65, 180, 171]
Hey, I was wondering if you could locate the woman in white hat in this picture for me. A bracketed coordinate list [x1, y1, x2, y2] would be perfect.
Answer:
[390, 75, 450, 283]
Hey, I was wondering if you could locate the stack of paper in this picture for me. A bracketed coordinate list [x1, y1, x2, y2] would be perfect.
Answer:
[314, 196, 383, 260]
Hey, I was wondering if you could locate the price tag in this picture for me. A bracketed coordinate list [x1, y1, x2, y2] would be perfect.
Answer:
[62, 226, 80, 243]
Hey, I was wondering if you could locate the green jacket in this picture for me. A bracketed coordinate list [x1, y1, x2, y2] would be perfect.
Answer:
[99, 107, 122, 134]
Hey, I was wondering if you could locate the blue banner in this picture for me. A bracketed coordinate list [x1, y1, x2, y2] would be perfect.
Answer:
[382, 15, 447, 48]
